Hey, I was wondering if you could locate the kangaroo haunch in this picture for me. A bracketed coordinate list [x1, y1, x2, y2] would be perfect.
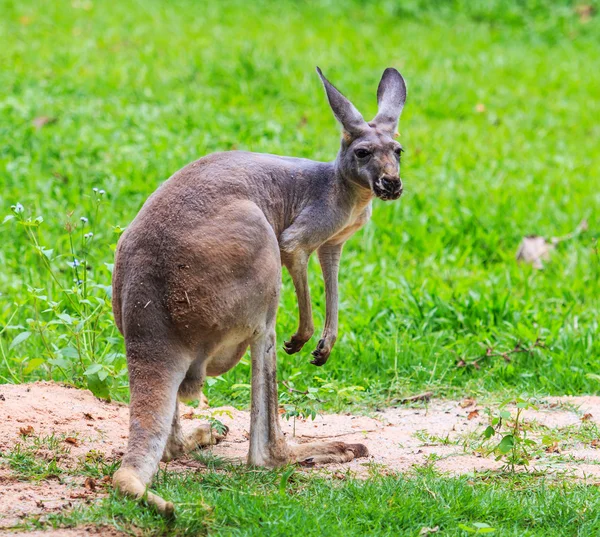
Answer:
[112, 67, 408, 515]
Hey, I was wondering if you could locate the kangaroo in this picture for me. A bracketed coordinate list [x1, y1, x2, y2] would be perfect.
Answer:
[112, 67, 407, 515]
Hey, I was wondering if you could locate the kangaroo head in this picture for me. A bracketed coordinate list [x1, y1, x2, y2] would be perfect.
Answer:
[317, 67, 407, 201]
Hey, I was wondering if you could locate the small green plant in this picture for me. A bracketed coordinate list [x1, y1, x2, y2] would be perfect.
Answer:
[3, 195, 125, 400]
[415, 429, 454, 446]
[479, 398, 540, 472]
[279, 373, 325, 435]
[192, 408, 232, 437]
[2, 433, 70, 481]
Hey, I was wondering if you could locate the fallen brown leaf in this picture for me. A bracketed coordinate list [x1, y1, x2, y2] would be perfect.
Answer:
[468, 409, 480, 420]
[65, 437, 80, 446]
[545, 442, 560, 453]
[19, 425, 34, 437]
[420, 526, 440, 536]
[84, 477, 97, 492]
[32, 116, 57, 129]
[582, 413, 593, 422]
[460, 398, 477, 408]
[516, 236, 554, 269]
[591, 439, 600, 448]
[83, 412, 94, 420]
[576, 4, 595, 23]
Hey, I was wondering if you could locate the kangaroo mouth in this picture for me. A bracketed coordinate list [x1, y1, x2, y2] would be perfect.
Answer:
[373, 181, 403, 201]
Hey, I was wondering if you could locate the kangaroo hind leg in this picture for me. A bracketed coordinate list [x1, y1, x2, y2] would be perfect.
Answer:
[113, 342, 187, 516]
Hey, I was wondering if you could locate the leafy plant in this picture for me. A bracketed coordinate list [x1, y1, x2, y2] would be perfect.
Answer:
[3, 195, 125, 400]
[479, 398, 540, 471]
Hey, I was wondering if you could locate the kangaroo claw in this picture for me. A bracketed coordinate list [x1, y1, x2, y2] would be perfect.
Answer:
[310, 339, 330, 366]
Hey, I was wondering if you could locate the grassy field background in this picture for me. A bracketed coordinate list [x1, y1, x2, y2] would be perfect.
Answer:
[1, 0, 598, 406]
[1, 0, 600, 534]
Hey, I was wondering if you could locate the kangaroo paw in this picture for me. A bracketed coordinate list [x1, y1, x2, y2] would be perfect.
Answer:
[310, 339, 331, 366]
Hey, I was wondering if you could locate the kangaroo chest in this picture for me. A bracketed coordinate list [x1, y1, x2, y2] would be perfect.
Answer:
[328, 203, 373, 246]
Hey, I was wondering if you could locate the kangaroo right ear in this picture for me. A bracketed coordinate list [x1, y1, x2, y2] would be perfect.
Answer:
[316, 67, 367, 138]
[372, 68, 407, 135]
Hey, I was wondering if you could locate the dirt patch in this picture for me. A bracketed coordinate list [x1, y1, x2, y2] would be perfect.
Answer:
[0, 527, 127, 537]
[2, 382, 600, 528]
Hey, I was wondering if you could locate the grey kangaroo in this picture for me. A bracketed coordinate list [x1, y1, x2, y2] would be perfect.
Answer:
[112, 67, 407, 514]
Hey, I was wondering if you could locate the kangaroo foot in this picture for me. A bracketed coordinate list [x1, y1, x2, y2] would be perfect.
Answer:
[184, 422, 229, 452]
[291, 441, 369, 466]
[113, 467, 174, 517]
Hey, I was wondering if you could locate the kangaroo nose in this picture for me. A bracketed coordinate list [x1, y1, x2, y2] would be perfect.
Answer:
[381, 176, 403, 195]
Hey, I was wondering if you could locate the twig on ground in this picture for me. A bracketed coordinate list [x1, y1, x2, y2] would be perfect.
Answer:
[393, 392, 434, 405]
[456, 338, 545, 370]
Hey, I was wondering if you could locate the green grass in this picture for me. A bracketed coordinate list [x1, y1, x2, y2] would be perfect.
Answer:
[34, 467, 600, 536]
[1, 0, 600, 534]
[1, 0, 599, 406]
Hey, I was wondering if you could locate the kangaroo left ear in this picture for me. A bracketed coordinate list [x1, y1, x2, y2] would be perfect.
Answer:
[316, 67, 368, 138]
[372, 68, 407, 134]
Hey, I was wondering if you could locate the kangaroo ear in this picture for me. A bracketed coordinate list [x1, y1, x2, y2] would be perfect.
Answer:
[316, 67, 367, 137]
[372, 68, 407, 134]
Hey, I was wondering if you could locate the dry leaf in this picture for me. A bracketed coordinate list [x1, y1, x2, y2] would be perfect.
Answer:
[516, 235, 554, 269]
[468, 409, 480, 420]
[83, 412, 94, 420]
[582, 413, 593, 422]
[545, 442, 560, 453]
[19, 425, 34, 436]
[576, 4, 595, 23]
[591, 439, 600, 448]
[65, 437, 80, 446]
[420, 526, 440, 536]
[84, 477, 97, 491]
[32, 116, 57, 129]
[460, 398, 476, 408]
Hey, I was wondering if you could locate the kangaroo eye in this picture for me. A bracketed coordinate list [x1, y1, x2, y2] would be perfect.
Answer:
[394, 146, 403, 156]
[354, 148, 371, 159]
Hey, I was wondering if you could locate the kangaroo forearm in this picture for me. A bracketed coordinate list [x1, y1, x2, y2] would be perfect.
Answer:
[285, 251, 314, 336]
[319, 242, 342, 337]
[311, 242, 343, 366]
[282, 251, 315, 355]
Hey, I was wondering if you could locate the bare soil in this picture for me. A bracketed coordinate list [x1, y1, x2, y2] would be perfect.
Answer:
[2, 382, 600, 532]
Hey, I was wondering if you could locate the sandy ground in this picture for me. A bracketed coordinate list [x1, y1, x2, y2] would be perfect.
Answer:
[3, 382, 600, 533]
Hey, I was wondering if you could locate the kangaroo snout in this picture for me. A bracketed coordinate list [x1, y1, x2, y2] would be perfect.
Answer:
[374, 175, 403, 200]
